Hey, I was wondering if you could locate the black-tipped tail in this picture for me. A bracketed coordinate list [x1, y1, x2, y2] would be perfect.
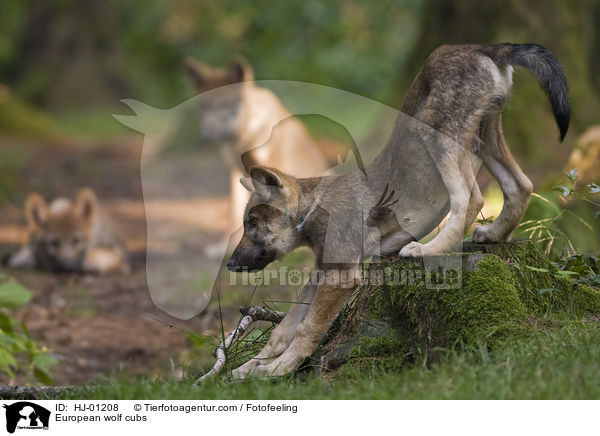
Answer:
[481, 43, 570, 141]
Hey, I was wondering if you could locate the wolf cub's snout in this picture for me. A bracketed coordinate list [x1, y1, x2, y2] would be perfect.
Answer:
[5, 188, 130, 275]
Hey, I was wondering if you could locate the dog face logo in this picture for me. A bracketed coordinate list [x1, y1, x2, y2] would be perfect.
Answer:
[3, 402, 50, 433]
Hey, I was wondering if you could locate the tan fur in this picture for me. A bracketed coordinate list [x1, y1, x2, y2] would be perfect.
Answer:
[6, 188, 129, 275]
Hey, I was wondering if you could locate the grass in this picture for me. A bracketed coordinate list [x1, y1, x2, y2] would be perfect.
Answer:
[58, 318, 600, 400]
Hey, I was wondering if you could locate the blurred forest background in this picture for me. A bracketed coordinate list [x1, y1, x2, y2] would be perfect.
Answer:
[0, 0, 598, 172]
[2, 0, 600, 244]
[0, 0, 599, 386]
[0, 0, 598, 142]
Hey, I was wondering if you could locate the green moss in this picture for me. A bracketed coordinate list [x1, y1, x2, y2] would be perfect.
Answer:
[439, 256, 528, 343]
[339, 241, 600, 376]
[372, 255, 526, 351]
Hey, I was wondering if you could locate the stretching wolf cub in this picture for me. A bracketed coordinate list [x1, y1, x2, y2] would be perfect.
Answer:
[225, 43, 570, 378]
[6, 188, 129, 274]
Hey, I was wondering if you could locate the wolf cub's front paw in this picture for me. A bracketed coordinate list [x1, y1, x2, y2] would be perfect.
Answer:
[399, 241, 425, 257]
[231, 366, 253, 380]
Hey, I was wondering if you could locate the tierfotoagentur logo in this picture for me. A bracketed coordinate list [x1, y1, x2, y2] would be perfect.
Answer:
[3, 402, 50, 433]
[229, 264, 462, 289]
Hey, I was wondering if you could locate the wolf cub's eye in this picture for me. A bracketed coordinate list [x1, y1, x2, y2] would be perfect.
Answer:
[248, 217, 258, 227]
[71, 235, 82, 246]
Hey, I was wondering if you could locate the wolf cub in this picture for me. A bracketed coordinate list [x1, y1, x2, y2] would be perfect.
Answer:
[184, 57, 336, 231]
[6, 188, 130, 274]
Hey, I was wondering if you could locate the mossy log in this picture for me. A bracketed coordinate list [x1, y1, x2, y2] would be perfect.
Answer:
[0, 385, 76, 400]
[310, 240, 600, 375]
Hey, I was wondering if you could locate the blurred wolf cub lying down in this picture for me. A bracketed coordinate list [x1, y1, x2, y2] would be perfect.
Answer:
[6, 188, 130, 274]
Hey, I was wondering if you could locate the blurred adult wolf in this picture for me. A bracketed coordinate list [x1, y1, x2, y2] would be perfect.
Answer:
[184, 57, 341, 233]
[224, 44, 570, 378]
[6, 188, 130, 274]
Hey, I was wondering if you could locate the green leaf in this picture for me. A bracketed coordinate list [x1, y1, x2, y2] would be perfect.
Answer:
[0, 334, 17, 348]
[8, 332, 28, 352]
[33, 367, 53, 385]
[582, 275, 600, 286]
[0, 281, 32, 308]
[0, 347, 17, 375]
[553, 185, 571, 197]
[33, 353, 57, 372]
[565, 168, 578, 182]
[539, 288, 555, 294]
[0, 311, 14, 333]
[555, 270, 579, 277]
[524, 265, 550, 273]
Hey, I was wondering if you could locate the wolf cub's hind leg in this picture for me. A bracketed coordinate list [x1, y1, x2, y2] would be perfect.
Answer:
[400, 123, 479, 257]
[473, 114, 533, 243]
[465, 183, 484, 234]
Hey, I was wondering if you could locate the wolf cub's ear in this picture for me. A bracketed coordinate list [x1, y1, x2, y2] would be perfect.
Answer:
[240, 177, 254, 192]
[184, 57, 216, 91]
[25, 193, 49, 229]
[75, 188, 98, 225]
[228, 56, 254, 83]
[249, 167, 292, 201]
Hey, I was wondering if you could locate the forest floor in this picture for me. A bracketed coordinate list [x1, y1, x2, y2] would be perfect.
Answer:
[0, 135, 298, 386]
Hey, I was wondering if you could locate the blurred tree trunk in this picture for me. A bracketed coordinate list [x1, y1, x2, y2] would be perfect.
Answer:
[588, 2, 600, 97]
[402, 0, 505, 81]
[10, 0, 128, 109]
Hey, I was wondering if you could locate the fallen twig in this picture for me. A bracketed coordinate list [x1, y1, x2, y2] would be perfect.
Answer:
[195, 306, 286, 383]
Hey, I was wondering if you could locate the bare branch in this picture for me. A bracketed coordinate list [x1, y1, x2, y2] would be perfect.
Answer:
[195, 306, 285, 383]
